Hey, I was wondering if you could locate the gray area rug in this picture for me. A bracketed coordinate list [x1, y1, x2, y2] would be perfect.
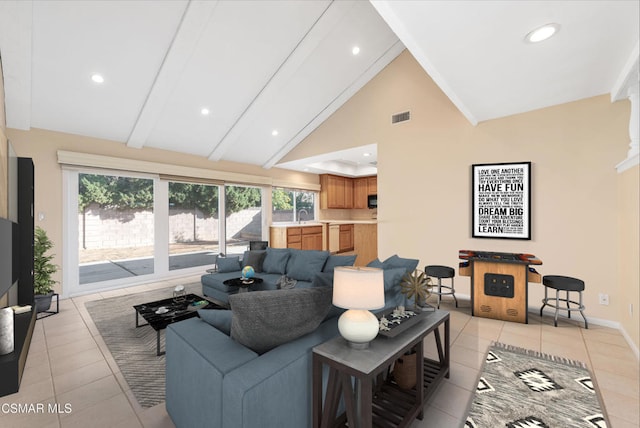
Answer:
[85, 282, 204, 408]
[465, 342, 608, 428]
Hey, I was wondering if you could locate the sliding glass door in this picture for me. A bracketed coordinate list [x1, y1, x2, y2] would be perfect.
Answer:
[78, 172, 155, 285]
[224, 185, 263, 256]
[168, 182, 220, 270]
[64, 168, 268, 296]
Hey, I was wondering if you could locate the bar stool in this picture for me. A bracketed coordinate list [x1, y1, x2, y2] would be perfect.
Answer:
[425, 265, 458, 309]
[540, 275, 588, 328]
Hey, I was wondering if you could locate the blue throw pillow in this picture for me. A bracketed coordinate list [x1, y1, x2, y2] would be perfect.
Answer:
[198, 309, 232, 335]
[323, 254, 357, 273]
[286, 249, 330, 282]
[217, 256, 241, 273]
[367, 258, 384, 269]
[262, 248, 290, 274]
[383, 267, 407, 310]
[383, 255, 419, 274]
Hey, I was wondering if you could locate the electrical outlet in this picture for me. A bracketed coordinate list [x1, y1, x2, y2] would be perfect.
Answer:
[598, 293, 609, 305]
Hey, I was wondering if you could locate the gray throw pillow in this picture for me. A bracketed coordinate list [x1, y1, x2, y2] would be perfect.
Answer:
[217, 256, 241, 273]
[242, 250, 266, 273]
[262, 248, 290, 274]
[198, 309, 232, 335]
[229, 287, 332, 354]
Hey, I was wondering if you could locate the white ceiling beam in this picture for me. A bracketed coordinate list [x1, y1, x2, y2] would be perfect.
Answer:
[0, 0, 32, 130]
[127, 0, 218, 149]
[369, 0, 478, 126]
[611, 41, 639, 102]
[263, 40, 405, 169]
[206, 0, 345, 162]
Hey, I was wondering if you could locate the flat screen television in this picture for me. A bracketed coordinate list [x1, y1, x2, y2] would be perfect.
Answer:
[0, 217, 17, 299]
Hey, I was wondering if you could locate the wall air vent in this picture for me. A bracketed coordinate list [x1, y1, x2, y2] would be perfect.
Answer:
[391, 111, 411, 124]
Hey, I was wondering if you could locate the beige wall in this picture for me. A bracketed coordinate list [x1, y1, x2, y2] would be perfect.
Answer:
[1, 54, 7, 218]
[7, 128, 320, 295]
[617, 166, 639, 349]
[0, 54, 7, 308]
[291, 50, 635, 343]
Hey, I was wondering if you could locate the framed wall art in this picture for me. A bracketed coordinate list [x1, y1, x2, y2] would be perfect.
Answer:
[472, 161, 531, 240]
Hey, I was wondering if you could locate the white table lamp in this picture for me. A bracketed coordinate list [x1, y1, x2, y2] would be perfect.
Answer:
[333, 266, 384, 349]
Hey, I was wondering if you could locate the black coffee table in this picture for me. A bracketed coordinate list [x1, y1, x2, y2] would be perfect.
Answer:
[133, 293, 222, 356]
[223, 277, 264, 292]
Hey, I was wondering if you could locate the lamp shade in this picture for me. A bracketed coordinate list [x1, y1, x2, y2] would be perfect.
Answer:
[332, 266, 384, 310]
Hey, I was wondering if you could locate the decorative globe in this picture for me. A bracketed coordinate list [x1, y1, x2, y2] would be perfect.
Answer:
[242, 266, 255, 279]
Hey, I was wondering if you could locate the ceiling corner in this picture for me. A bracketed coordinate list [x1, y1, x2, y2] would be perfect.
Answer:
[611, 40, 639, 102]
[369, 0, 479, 126]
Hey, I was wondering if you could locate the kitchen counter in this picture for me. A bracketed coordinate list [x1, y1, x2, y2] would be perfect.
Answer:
[270, 222, 324, 228]
[318, 220, 377, 224]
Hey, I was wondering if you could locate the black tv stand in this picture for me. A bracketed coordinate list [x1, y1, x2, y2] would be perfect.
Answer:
[0, 309, 37, 396]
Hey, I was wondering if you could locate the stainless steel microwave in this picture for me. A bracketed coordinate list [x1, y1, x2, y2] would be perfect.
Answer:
[367, 194, 377, 209]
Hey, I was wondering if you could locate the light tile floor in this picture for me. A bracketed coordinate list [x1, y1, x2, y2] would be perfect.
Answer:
[1, 275, 638, 428]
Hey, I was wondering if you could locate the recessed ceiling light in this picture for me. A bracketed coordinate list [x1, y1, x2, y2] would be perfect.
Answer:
[201, 108, 210, 116]
[272, 130, 279, 136]
[363, 152, 371, 157]
[303, 168, 309, 172]
[90, 73, 104, 84]
[524, 23, 560, 43]
[352, 46, 360, 55]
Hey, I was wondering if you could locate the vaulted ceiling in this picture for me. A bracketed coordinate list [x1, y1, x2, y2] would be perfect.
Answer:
[0, 1, 637, 176]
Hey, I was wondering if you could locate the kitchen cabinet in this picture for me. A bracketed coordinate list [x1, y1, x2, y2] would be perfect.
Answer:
[320, 174, 353, 209]
[270, 225, 323, 251]
[301, 226, 323, 250]
[367, 176, 377, 195]
[338, 224, 354, 252]
[353, 178, 368, 209]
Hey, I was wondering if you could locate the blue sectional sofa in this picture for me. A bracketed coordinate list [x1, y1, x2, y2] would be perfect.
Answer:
[201, 247, 356, 305]
[166, 252, 419, 428]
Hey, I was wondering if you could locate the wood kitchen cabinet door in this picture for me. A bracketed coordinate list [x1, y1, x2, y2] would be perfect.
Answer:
[367, 176, 377, 195]
[301, 226, 323, 250]
[353, 178, 368, 209]
[320, 174, 353, 209]
[339, 224, 354, 252]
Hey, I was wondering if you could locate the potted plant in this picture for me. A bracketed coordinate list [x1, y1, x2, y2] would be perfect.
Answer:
[33, 226, 58, 313]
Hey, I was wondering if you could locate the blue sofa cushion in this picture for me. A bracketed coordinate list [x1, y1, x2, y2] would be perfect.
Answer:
[383, 254, 419, 274]
[198, 309, 232, 335]
[218, 256, 241, 273]
[286, 249, 330, 282]
[262, 248, 290, 274]
[229, 287, 332, 354]
[242, 250, 266, 273]
[322, 254, 357, 273]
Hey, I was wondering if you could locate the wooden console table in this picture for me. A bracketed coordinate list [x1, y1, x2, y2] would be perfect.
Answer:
[459, 250, 542, 323]
[312, 310, 450, 428]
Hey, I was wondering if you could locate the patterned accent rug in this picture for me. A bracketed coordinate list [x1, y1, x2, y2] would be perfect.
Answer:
[85, 282, 204, 408]
[465, 342, 609, 428]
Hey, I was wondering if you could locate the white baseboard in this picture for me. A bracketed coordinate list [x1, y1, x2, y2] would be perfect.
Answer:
[443, 293, 639, 360]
